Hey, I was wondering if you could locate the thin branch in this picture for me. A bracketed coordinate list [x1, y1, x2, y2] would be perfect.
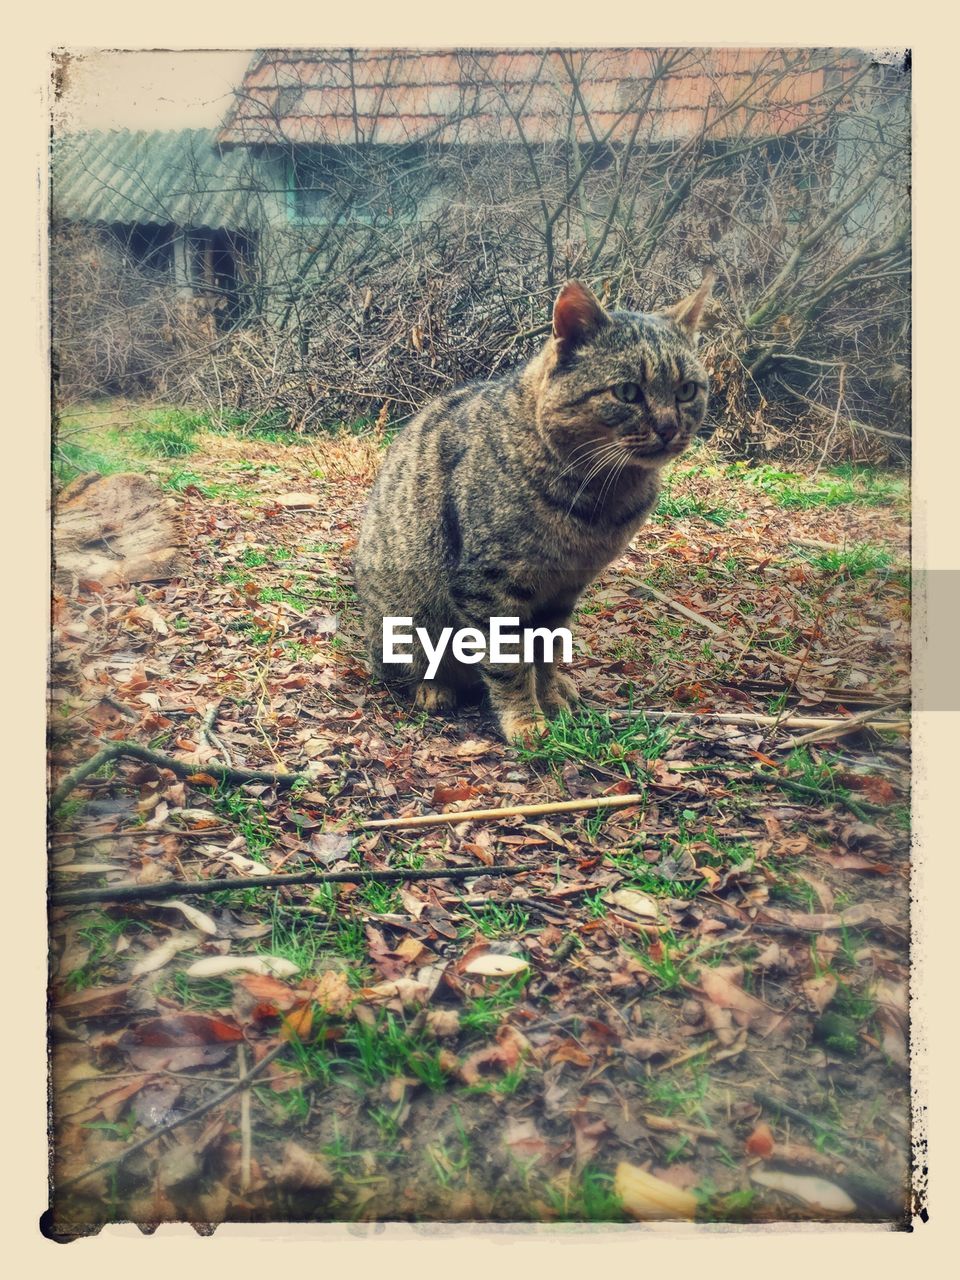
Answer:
[49, 862, 538, 908]
[365, 792, 646, 830]
[55, 1041, 288, 1194]
[50, 740, 312, 813]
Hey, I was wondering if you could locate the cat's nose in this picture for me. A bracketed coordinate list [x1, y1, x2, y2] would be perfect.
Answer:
[653, 417, 678, 444]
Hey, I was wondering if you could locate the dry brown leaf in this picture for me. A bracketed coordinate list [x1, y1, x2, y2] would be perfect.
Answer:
[802, 974, 838, 1014]
[745, 1121, 775, 1157]
[185, 954, 299, 979]
[273, 1141, 333, 1192]
[425, 1009, 461, 1038]
[281, 1003, 314, 1042]
[603, 888, 659, 919]
[614, 1162, 698, 1219]
[311, 968, 354, 1015]
[697, 964, 781, 1036]
[751, 1169, 856, 1214]
[130, 932, 198, 977]
[463, 953, 529, 978]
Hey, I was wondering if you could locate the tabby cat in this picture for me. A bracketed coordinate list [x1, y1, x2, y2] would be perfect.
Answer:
[354, 276, 713, 740]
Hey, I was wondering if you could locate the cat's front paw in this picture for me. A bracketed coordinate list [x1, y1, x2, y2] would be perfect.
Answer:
[499, 709, 549, 745]
[540, 671, 579, 716]
[414, 681, 458, 715]
[499, 716, 552, 747]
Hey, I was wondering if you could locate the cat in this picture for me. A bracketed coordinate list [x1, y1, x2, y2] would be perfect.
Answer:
[354, 275, 713, 741]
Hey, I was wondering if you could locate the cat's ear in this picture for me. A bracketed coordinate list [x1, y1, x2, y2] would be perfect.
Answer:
[663, 271, 715, 340]
[552, 282, 609, 355]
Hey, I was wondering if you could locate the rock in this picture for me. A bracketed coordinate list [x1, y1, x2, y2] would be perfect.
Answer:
[54, 472, 188, 587]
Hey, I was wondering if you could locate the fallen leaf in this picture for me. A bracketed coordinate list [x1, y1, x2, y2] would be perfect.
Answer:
[185, 955, 299, 978]
[130, 932, 198, 977]
[614, 1162, 698, 1219]
[150, 900, 218, 935]
[275, 492, 320, 509]
[603, 888, 659, 920]
[311, 968, 354, 1015]
[838, 773, 897, 806]
[281, 1003, 314, 1041]
[745, 1121, 775, 1157]
[463, 953, 530, 978]
[127, 604, 169, 636]
[432, 783, 482, 806]
[57, 982, 131, 1019]
[459, 1024, 532, 1084]
[121, 1012, 243, 1070]
[751, 1169, 856, 1215]
[550, 1040, 593, 1068]
[503, 1117, 553, 1159]
[273, 1141, 334, 1191]
[133, 1081, 182, 1128]
[425, 1009, 461, 1038]
[802, 974, 838, 1014]
[307, 831, 355, 864]
[621, 1035, 673, 1060]
[697, 964, 782, 1036]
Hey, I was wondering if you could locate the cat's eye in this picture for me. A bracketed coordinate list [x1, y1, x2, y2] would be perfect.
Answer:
[676, 381, 699, 403]
[612, 382, 642, 403]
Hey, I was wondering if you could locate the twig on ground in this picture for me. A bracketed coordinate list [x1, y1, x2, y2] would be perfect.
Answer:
[48, 746, 121, 814]
[49, 861, 538, 907]
[604, 708, 908, 734]
[628, 581, 728, 638]
[784, 704, 907, 747]
[238, 1044, 252, 1194]
[49, 740, 312, 813]
[55, 1041, 287, 1194]
[366, 792, 646, 829]
[198, 701, 221, 750]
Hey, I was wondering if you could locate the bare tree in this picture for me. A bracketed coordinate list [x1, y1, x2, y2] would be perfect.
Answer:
[51, 47, 911, 461]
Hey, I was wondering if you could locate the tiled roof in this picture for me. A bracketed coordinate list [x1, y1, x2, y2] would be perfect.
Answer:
[52, 129, 263, 228]
[219, 48, 862, 147]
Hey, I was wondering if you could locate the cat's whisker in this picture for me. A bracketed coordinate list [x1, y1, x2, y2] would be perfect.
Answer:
[553, 439, 615, 484]
[566, 443, 623, 513]
[593, 448, 631, 512]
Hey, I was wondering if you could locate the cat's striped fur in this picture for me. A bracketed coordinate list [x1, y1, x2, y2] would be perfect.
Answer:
[354, 277, 713, 740]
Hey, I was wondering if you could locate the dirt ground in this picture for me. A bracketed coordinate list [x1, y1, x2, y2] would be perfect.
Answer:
[47, 414, 912, 1233]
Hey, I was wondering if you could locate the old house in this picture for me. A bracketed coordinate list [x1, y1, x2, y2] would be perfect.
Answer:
[51, 128, 275, 322]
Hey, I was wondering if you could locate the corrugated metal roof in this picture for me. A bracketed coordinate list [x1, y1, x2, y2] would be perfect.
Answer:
[218, 48, 862, 147]
[51, 129, 264, 229]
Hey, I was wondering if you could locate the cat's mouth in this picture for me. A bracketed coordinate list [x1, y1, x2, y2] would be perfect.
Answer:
[624, 438, 687, 461]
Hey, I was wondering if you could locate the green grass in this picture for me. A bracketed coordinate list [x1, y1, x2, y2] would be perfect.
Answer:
[269, 895, 371, 976]
[736, 462, 906, 509]
[172, 973, 235, 1011]
[657, 486, 734, 526]
[361, 881, 403, 915]
[629, 931, 693, 992]
[645, 1065, 711, 1123]
[129, 412, 199, 458]
[340, 1012, 451, 1090]
[804, 542, 893, 579]
[425, 1110, 472, 1188]
[53, 439, 130, 484]
[212, 786, 275, 861]
[460, 972, 529, 1035]
[64, 912, 147, 989]
[514, 705, 674, 773]
[543, 1167, 626, 1222]
[460, 902, 531, 939]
